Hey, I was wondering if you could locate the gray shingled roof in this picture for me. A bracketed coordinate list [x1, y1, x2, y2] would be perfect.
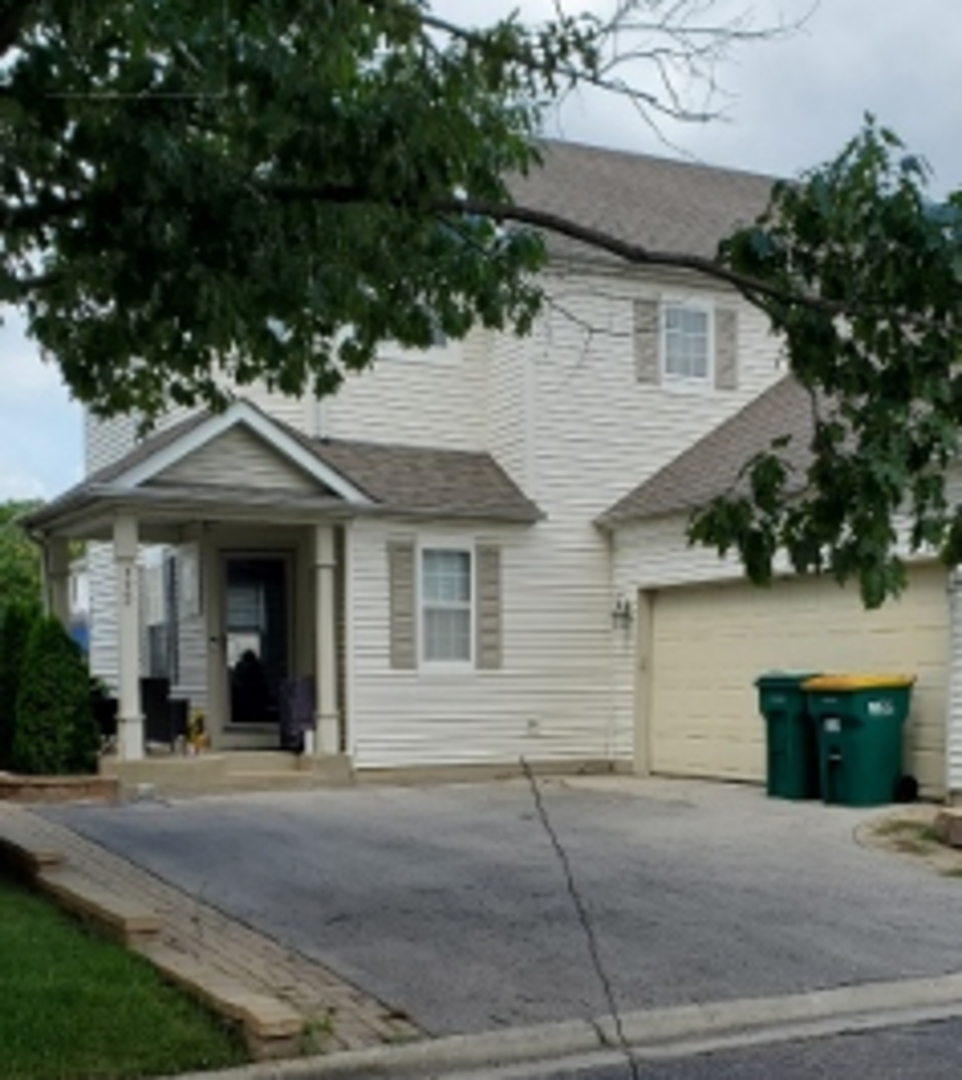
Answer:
[27, 402, 541, 528]
[311, 438, 539, 520]
[597, 376, 815, 527]
[510, 139, 777, 262]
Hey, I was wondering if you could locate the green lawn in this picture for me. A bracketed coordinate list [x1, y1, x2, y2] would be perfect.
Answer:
[0, 877, 247, 1080]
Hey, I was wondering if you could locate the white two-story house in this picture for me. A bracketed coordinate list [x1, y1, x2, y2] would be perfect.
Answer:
[28, 140, 962, 799]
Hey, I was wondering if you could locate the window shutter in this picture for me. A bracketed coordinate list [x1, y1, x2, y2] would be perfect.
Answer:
[634, 299, 660, 384]
[715, 308, 739, 390]
[388, 541, 417, 670]
[475, 545, 503, 670]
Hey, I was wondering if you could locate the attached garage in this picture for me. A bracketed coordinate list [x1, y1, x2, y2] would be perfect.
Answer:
[640, 565, 950, 796]
[601, 377, 961, 800]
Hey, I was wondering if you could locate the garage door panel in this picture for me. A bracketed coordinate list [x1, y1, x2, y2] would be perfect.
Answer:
[648, 567, 949, 794]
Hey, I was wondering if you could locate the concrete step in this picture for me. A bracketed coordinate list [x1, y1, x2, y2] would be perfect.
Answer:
[102, 753, 353, 797]
[38, 867, 162, 945]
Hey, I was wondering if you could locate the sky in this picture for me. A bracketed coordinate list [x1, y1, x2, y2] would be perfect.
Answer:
[3, 0, 962, 500]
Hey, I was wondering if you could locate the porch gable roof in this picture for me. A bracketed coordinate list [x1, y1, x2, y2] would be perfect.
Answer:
[27, 399, 542, 532]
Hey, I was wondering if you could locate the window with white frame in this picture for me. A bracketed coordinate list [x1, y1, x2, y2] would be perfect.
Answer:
[421, 548, 472, 663]
[662, 302, 712, 383]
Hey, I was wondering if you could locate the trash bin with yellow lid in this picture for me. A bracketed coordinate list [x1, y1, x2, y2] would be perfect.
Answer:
[802, 674, 916, 807]
[755, 672, 822, 800]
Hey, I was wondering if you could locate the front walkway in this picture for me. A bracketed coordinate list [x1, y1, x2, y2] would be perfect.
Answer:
[0, 802, 418, 1054]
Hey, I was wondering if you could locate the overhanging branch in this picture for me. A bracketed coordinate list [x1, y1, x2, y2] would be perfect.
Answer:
[261, 178, 855, 317]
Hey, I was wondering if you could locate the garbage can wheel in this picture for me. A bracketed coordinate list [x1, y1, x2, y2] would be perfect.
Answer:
[894, 774, 919, 804]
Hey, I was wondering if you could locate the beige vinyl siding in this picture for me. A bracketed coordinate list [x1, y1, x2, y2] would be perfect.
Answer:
[85, 414, 140, 687]
[148, 425, 322, 493]
[229, 384, 313, 434]
[613, 515, 953, 798]
[320, 331, 487, 448]
[350, 516, 616, 768]
[644, 569, 949, 796]
[343, 271, 785, 769]
[486, 326, 532, 491]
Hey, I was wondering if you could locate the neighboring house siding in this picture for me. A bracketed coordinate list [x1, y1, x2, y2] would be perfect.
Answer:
[318, 334, 488, 449]
[173, 544, 207, 714]
[86, 413, 139, 687]
[87, 543, 119, 687]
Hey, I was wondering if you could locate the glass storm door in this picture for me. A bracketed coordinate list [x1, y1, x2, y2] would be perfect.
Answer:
[224, 555, 291, 726]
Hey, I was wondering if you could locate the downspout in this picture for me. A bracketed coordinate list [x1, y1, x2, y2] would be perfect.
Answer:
[946, 567, 962, 803]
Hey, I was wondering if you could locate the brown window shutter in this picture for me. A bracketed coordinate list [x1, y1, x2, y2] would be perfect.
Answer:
[715, 308, 739, 390]
[387, 541, 417, 670]
[475, 545, 503, 670]
[634, 299, 660, 384]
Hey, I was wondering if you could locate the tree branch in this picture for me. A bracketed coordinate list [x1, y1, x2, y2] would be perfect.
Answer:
[261, 178, 857, 316]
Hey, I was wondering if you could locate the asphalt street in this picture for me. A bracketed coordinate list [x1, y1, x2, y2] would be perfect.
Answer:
[46, 777, 962, 1035]
[477, 1018, 962, 1080]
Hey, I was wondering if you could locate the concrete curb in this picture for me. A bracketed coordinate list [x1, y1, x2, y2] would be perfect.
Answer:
[169, 971, 962, 1080]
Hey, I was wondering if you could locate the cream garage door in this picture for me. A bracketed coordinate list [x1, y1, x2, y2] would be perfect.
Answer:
[647, 565, 950, 795]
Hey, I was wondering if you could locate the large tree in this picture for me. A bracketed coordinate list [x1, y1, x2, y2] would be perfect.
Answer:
[3, 2, 961, 606]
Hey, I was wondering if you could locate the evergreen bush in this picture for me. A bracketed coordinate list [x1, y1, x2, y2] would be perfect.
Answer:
[0, 602, 38, 769]
[12, 616, 100, 775]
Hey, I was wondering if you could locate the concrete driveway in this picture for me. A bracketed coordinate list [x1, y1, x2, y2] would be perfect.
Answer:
[45, 777, 962, 1036]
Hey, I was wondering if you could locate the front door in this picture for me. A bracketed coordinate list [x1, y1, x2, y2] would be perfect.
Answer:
[224, 554, 292, 727]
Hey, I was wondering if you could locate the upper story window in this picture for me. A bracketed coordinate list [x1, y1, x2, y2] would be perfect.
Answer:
[421, 548, 472, 664]
[662, 302, 712, 384]
[634, 297, 738, 392]
[379, 314, 462, 364]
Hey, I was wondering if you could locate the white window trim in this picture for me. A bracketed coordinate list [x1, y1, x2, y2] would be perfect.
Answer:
[660, 299, 715, 389]
[378, 328, 465, 366]
[418, 542, 475, 672]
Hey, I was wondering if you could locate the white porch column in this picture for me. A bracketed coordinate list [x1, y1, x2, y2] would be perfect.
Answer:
[114, 515, 144, 760]
[47, 538, 71, 628]
[313, 524, 339, 755]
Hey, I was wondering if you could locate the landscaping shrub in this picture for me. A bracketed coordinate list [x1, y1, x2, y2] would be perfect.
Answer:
[12, 616, 100, 776]
[0, 602, 38, 769]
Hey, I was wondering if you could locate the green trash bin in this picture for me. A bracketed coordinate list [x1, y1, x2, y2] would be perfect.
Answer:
[802, 674, 915, 807]
[755, 672, 821, 800]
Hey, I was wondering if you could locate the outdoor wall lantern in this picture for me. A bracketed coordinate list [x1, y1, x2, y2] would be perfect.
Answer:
[611, 595, 633, 630]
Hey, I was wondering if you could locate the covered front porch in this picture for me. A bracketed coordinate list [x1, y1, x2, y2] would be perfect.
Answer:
[25, 402, 370, 767]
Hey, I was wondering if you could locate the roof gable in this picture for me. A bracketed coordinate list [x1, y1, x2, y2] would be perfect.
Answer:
[598, 376, 814, 527]
[112, 400, 371, 503]
[148, 424, 329, 495]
